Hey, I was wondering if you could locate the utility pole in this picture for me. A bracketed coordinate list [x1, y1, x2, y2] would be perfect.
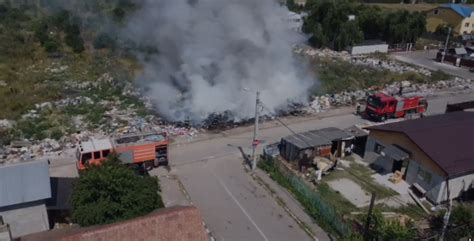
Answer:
[364, 193, 376, 240]
[441, 27, 451, 63]
[251, 91, 260, 172]
[440, 179, 452, 241]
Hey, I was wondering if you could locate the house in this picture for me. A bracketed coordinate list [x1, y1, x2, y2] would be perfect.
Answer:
[20, 206, 208, 241]
[0, 160, 51, 238]
[426, 4, 474, 36]
[280, 127, 353, 163]
[364, 111, 474, 205]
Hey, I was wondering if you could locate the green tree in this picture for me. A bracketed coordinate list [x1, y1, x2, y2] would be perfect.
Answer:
[93, 32, 116, 49]
[43, 39, 60, 53]
[71, 157, 163, 226]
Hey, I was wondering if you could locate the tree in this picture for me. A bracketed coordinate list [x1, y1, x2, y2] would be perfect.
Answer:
[71, 157, 163, 226]
[93, 32, 116, 50]
[64, 23, 85, 53]
[43, 39, 60, 53]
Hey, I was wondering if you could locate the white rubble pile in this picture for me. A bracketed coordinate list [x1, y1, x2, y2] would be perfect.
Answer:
[294, 46, 431, 76]
[305, 78, 473, 113]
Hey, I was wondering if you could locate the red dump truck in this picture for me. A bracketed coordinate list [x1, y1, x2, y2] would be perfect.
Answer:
[365, 93, 427, 121]
[76, 132, 169, 171]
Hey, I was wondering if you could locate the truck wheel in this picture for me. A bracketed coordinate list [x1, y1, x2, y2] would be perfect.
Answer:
[380, 115, 386, 122]
[153, 159, 160, 168]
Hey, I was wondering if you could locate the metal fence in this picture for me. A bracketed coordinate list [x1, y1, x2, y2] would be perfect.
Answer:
[269, 158, 353, 237]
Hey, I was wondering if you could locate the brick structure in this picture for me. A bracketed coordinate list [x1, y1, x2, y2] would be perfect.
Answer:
[21, 206, 208, 241]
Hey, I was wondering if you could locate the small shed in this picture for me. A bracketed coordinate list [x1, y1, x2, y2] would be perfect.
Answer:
[280, 127, 352, 162]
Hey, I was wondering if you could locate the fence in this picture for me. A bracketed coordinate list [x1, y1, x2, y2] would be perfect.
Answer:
[262, 157, 353, 237]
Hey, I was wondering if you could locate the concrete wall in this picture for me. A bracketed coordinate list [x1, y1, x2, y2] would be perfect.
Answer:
[350, 44, 388, 55]
[0, 201, 49, 238]
[436, 174, 474, 204]
[426, 8, 464, 35]
[404, 160, 445, 203]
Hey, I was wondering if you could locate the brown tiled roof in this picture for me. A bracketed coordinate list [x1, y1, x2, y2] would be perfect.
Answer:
[367, 111, 474, 177]
[20, 206, 208, 241]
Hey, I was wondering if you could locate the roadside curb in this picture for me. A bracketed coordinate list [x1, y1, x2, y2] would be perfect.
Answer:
[247, 166, 319, 241]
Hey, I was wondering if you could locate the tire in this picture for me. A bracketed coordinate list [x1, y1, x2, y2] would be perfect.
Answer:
[145, 161, 153, 171]
[380, 115, 386, 122]
[153, 158, 160, 168]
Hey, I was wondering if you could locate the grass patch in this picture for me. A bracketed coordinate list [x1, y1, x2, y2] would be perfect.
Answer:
[258, 159, 353, 238]
[316, 58, 428, 94]
[324, 163, 398, 199]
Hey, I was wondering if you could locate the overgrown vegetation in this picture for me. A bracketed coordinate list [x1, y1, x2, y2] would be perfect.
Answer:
[345, 209, 418, 241]
[316, 58, 447, 94]
[429, 203, 474, 240]
[302, 0, 426, 50]
[71, 156, 163, 226]
[258, 158, 353, 238]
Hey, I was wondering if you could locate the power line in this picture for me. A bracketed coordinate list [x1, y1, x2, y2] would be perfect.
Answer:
[259, 102, 430, 218]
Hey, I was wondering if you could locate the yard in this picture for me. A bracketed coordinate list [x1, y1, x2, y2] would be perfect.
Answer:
[259, 153, 430, 233]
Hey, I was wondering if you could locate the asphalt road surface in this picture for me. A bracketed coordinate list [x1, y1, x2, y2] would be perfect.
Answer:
[165, 90, 474, 241]
[392, 50, 473, 80]
[46, 90, 474, 241]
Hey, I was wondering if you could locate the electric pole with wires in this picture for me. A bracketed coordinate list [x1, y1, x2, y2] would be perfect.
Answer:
[251, 91, 260, 171]
[440, 179, 452, 241]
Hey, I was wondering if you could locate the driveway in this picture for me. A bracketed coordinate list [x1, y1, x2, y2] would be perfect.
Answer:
[391, 50, 473, 79]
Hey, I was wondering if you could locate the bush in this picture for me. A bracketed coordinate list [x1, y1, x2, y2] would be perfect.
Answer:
[93, 33, 116, 50]
[43, 39, 60, 53]
[71, 158, 163, 226]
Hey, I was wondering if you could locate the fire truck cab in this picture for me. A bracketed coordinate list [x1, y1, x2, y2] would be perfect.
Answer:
[365, 93, 427, 121]
[76, 132, 169, 171]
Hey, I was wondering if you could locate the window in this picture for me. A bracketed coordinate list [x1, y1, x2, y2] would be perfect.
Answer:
[465, 22, 470, 28]
[434, 9, 439, 15]
[82, 152, 92, 164]
[417, 167, 432, 184]
[102, 149, 110, 158]
[374, 142, 385, 154]
[94, 151, 101, 159]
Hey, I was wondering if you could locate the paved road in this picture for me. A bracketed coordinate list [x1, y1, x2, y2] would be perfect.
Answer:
[47, 90, 474, 241]
[165, 90, 474, 241]
[391, 50, 473, 79]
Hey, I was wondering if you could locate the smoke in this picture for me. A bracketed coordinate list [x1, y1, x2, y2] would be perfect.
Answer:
[124, 0, 314, 122]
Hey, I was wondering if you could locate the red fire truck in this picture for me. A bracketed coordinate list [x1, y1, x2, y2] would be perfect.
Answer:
[76, 132, 169, 171]
[365, 93, 427, 121]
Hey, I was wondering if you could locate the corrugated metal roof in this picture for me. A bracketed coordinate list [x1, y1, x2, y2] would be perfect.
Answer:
[441, 4, 474, 18]
[0, 160, 51, 208]
[282, 127, 351, 149]
[367, 111, 474, 177]
[79, 138, 113, 153]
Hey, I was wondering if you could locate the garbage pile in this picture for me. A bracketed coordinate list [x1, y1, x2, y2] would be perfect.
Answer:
[294, 46, 431, 76]
[305, 78, 473, 114]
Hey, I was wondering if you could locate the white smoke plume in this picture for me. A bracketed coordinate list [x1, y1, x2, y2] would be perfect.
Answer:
[125, 0, 314, 122]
